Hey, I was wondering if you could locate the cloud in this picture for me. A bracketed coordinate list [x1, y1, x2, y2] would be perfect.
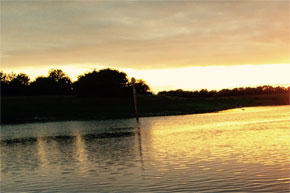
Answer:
[1, 0, 289, 69]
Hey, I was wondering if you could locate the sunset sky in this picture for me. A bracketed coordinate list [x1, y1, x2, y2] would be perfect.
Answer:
[1, 0, 289, 92]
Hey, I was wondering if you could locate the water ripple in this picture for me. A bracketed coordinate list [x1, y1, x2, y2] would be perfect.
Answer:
[1, 106, 289, 192]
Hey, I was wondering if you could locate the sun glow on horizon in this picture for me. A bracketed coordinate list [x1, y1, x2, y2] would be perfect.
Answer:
[126, 63, 290, 92]
[1, 1, 288, 93]
[1, 63, 289, 93]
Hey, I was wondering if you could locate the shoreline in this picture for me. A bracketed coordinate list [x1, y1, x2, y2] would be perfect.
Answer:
[2, 104, 288, 126]
[1, 93, 289, 125]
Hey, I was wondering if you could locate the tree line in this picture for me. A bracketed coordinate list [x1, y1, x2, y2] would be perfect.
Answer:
[158, 86, 290, 98]
[1, 68, 289, 97]
[0, 68, 152, 97]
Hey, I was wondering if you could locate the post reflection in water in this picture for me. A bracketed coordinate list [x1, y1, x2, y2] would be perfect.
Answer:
[0, 106, 289, 192]
[137, 126, 144, 170]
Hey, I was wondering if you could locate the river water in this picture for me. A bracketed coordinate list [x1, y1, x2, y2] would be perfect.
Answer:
[1, 106, 289, 192]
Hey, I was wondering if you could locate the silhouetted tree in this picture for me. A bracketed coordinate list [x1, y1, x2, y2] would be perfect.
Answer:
[96, 69, 129, 96]
[12, 73, 30, 86]
[48, 69, 70, 83]
[1, 71, 10, 96]
[10, 73, 30, 95]
[158, 85, 289, 98]
[1, 72, 30, 96]
[132, 79, 152, 95]
[49, 69, 72, 94]
[73, 68, 130, 97]
[0, 71, 8, 85]
[30, 69, 72, 95]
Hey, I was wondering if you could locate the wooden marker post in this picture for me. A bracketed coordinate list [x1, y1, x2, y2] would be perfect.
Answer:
[131, 77, 139, 122]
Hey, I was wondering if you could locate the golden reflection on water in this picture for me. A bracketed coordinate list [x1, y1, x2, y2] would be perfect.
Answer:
[1, 106, 289, 192]
[148, 106, 290, 167]
[37, 137, 49, 169]
[36, 136, 64, 177]
[73, 131, 89, 176]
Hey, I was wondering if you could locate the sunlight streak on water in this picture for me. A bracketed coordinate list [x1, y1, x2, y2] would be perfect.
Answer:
[1, 106, 289, 192]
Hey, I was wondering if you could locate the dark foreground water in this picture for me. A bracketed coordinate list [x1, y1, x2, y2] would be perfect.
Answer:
[1, 106, 289, 192]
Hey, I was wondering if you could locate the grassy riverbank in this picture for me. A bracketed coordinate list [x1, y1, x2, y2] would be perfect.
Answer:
[1, 93, 289, 124]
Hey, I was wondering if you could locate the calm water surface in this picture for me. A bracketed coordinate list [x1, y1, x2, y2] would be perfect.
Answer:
[1, 106, 289, 192]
